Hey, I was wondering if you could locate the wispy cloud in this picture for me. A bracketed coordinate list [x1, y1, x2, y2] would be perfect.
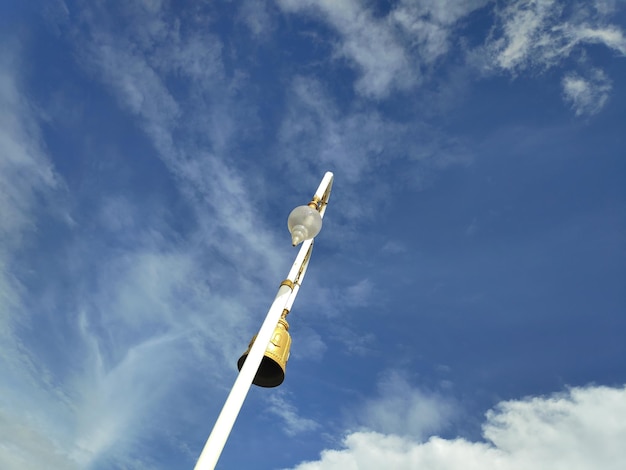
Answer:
[0, 3, 294, 468]
[278, 76, 400, 184]
[266, 390, 321, 436]
[0, 411, 78, 470]
[4, 1, 625, 468]
[277, 75, 470, 229]
[288, 384, 626, 469]
[355, 370, 457, 439]
[486, 0, 626, 72]
[481, 0, 625, 114]
[381, 240, 407, 254]
[277, 0, 414, 98]
[0, 46, 62, 251]
[391, 0, 490, 62]
[562, 68, 612, 116]
[77, 2, 284, 274]
[277, 0, 489, 98]
[304, 276, 374, 320]
[0, 43, 74, 470]
[67, 311, 192, 467]
[63, 16, 287, 465]
[290, 326, 328, 361]
[238, 0, 276, 38]
[277, 0, 625, 112]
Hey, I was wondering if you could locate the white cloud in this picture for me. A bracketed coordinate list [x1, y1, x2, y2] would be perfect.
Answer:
[486, 0, 626, 72]
[465, 217, 479, 236]
[333, 327, 376, 357]
[593, 0, 620, 15]
[395, 0, 490, 26]
[6, 2, 624, 469]
[287, 384, 626, 470]
[276, 76, 397, 228]
[238, 0, 275, 37]
[0, 239, 226, 469]
[67, 316, 189, 467]
[266, 391, 320, 436]
[572, 24, 626, 53]
[391, 0, 490, 62]
[0, 411, 78, 470]
[344, 279, 373, 307]
[480, 0, 626, 115]
[487, 0, 560, 71]
[278, 0, 414, 98]
[562, 69, 612, 116]
[291, 327, 327, 361]
[0, 4, 294, 468]
[78, 7, 285, 274]
[0, 45, 75, 469]
[277, 75, 470, 228]
[304, 276, 374, 321]
[277, 0, 626, 109]
[0, 47, 61, 250]
[277, 0, 489, 98]
[356, 371, 456, 439]
[382, 241, 407, 254]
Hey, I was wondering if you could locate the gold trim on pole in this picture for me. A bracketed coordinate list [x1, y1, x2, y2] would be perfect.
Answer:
[295, 243, 313, 285]
[320, 182, 332, 206]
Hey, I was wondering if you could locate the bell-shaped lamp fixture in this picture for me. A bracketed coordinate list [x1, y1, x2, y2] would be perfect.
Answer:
[288, 205, 323, 246]
[237, 317, 292, 388]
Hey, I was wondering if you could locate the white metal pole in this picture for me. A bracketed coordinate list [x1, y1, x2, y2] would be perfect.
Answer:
[193, 172, 333, 470]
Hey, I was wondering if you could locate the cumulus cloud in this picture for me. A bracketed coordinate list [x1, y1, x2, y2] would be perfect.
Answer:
[287, 384, 626, 470]
[562, 69, 612, 116]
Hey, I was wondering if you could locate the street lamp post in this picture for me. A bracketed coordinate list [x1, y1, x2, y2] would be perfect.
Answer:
[194, 172, 334, 470]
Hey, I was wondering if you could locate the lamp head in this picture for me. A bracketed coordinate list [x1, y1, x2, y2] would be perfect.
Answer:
[288, 205, 322, 246]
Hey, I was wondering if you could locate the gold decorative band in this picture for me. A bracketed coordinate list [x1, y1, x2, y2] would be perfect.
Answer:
[280, 279, 295, 290]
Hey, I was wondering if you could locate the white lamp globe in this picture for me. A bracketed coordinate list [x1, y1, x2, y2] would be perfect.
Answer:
[287, 205, 322, 246]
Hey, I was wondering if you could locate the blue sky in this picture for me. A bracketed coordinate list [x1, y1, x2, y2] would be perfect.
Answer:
[1, 0, 625, 469]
